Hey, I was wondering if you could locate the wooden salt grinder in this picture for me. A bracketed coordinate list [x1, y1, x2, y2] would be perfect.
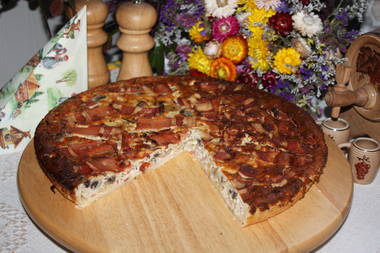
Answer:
[75, 0, 110, 89]
[116, 1, 157, 81]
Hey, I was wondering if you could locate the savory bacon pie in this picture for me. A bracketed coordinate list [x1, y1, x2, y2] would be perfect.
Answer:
[34, 75, 327, 226]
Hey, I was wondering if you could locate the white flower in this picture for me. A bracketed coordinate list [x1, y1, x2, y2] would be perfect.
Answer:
[292, 11, 323, 37]
[236, 11, 250, 26]
[254, 0, 281, 11]
[205, 0, 238, 18]
[203, 40, 222, 59]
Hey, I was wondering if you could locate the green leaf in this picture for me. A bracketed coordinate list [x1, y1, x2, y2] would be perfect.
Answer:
[28, 99, 39, 104]
[47, 87, 64, 109]
[149, 44, 165, 75]
[30, 91, 44, 99]
[57, 69, 77, 85]
[35, 74, 43, 81]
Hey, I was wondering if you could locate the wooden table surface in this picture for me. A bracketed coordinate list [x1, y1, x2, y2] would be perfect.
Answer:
[17, 136, 352, 253]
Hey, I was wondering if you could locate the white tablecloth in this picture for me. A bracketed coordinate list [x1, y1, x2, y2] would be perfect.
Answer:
[0, 150, 379, 253]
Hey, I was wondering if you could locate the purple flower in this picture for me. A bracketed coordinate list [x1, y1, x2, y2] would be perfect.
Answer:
[276, 1, 290, 13]
[344, 30, 359, 40]
[175, 14, 199, 28]
[300, 86, 312, 95]
[319, 108, 325, 117]
[176, 45, 192, 61]
[320, 83, 328, 92]
[277, 79, 290, 89]
[321, 65, 329, 71]
[335, 10, 349, 25]
[278, 91, 295, 101]
[168, 59, 180, 70]
[300, 67, 313, 80]
[199, 23, 210, 37]
[159, 0, 179, 27]
[159, 0, 205, 29]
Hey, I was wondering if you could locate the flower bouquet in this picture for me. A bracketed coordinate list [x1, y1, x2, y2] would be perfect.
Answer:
[152, 0, 368, 118]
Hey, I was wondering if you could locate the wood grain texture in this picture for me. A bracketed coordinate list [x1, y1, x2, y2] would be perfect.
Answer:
[327, 30, 380, 121]
[116, 2, 157, 81]
[75, 0, 110, 89]
[17, 136, 352, 253]
[344, 30, 380, 121]
[341, 108, 380, 143]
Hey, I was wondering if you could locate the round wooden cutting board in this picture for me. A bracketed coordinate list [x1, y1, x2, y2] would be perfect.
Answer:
[18, 136, 352, 253]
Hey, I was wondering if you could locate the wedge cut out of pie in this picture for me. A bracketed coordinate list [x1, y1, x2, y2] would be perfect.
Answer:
[34, 75, 327, 226]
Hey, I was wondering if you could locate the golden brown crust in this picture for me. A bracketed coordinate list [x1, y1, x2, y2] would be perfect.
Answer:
[244, 181, 312, 226]
[34, 75, 327, 223]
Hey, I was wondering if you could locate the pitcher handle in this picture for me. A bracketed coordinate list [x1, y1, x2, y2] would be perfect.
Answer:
[338, 142, 351, 149]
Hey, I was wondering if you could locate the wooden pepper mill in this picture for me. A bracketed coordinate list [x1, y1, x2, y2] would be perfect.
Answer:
[116, 0, 157, 81]
[75, 0, 110, 89]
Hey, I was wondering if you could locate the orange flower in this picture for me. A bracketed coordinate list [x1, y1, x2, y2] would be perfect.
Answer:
[210, 57, 237, 81]
[221, 36, 248, 63]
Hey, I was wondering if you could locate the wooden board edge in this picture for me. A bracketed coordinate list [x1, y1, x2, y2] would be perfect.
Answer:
[17, 136, 354, 253]
[17, 141, 101, 253]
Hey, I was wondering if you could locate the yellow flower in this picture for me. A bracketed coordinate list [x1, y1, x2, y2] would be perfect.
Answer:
[250, 9, 275, 24]
[187, 47, 213, 74]
[221, 36, 248, 63]
[237, 0, 256, 13]
[247, 25, 265, 40]
[273, 48, 302, 74]
[248, 37, 271, 72]
[242, 2, 275, 72]
[237, 1, 276, 22]
[246, 3, 276, 24]
[189, 21, 210, 43]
